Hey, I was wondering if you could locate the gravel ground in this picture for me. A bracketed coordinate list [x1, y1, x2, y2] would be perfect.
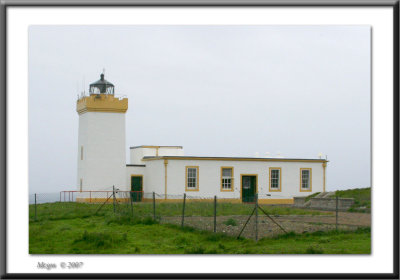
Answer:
[160, 211, 371, 239]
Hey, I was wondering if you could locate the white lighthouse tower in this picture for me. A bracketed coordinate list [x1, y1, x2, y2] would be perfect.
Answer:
[76, 73, 128, 202]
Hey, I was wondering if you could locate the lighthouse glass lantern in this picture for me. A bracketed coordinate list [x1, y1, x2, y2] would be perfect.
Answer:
[89, 73, 115, 95]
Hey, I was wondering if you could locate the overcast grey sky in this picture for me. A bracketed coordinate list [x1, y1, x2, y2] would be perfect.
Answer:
[29, 25, 370, 194]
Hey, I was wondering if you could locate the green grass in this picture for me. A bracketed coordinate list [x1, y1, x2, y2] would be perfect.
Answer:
[30, 201, 329, 222]
[29, 215, 371, 254]
[335, 187, 371, 212]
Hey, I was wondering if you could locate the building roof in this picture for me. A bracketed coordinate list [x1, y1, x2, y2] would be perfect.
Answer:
[130, 145, 183, 149]
[142, 156, 328, 163]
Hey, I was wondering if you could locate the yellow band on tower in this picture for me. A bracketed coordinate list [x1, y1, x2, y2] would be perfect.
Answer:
[76, 94, 128, 114]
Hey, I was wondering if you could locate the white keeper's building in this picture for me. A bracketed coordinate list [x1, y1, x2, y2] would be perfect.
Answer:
[76, 74, 328, 204]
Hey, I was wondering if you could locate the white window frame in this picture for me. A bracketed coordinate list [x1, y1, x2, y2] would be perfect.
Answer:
[185, 166, 199, 191]
[221, 167, 234, 191]
[300, 168, 312, 192]
[269, 167, 281, 192]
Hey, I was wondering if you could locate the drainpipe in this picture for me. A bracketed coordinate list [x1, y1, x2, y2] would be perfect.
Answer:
[164, 159, 168, 200]
[322, 162, 327, 192]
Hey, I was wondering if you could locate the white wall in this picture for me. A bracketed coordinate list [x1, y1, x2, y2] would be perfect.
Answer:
[130, 148, 155, 164]
[130, 146, 184, 164]
[142, 159, 325, 200]
[158, 147, 184, 157]
[142, 160, 165, 195]
[77, 112, 126, 192]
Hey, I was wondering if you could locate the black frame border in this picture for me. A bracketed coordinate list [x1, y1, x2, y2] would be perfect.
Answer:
[0, 1, 398, 279]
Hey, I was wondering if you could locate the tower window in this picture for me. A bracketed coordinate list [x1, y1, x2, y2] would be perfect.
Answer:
[80, 178, 83, 192]
[81, 146, 83, 160]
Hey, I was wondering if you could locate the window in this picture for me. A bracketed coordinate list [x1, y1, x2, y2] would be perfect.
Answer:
[269, 168, 281, 191]
[80, 178, 83, 192]
[300, 168, 312, 191]
[221, 167, 234, 191]
[185, 166, 199, 191]
[81, 146, 84, 160]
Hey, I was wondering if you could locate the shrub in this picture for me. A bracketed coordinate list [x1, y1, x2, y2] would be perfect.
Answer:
[223, 218, 238, 226]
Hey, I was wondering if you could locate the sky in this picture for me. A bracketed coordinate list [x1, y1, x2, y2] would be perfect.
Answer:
[28, 25, 371, 194]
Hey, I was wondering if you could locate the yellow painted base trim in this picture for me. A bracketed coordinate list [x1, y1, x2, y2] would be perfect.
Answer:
[76, 198, 130, 203]
[258, 198, 294, 205]
[142, 198, 243, 203]
[75, 197, 293, 204]
[142, 198, 293, 204]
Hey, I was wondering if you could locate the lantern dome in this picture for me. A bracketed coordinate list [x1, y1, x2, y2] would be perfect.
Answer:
[89, 73, 115, 95]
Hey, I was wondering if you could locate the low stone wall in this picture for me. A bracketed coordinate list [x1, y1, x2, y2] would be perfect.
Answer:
[309, 197, 354, 211]
[293, 196, 354, 210]
[293, 197, 306, 207]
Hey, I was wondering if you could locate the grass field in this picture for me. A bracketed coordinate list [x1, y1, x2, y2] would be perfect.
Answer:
[29, 202, 370, 254]
[335, 187, 371, 212]
[29, 215, 371, 254]
[29, 201, 330, 222]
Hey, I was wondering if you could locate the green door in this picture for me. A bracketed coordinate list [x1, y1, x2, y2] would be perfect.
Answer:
[131, 176, 143, 202]
[242, 175, 256, 203]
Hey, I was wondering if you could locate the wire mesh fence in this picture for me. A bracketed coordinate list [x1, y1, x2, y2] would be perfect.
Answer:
[29, 190, 368, 240]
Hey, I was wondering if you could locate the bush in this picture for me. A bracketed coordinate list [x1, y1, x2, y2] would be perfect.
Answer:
[223, 218, 238, 226]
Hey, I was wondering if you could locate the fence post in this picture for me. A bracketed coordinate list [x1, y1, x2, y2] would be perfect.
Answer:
[153, 192, 156, 220]
[255, 193, 258, 241]
[214, 195, 217, 233]
[89, 191, 92, 203]
[181, 193, 186, 227]
[113, 186, 116, 214]
[34, 193, 37, 221]
[59, 192, 61, 202]
[130, 191, 134, 218]
[336, 195, 338, 231]
[64, 191, 65, 202]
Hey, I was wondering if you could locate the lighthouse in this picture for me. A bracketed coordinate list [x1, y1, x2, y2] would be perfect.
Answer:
[76, 73, 128, 200]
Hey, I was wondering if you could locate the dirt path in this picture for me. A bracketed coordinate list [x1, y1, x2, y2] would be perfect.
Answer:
[160, 212, 370, 239]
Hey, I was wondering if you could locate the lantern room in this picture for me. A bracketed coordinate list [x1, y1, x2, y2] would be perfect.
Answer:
[89, 73, 115, 95]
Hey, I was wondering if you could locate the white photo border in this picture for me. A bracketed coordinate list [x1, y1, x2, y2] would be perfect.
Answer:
[4, 3, 398, 277]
